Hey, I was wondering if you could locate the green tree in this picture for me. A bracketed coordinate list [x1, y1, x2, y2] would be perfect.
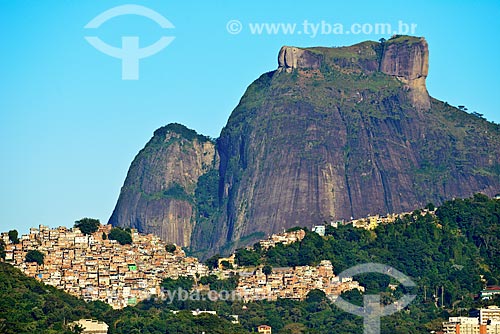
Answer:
[425, 202, 436, 211]
[74, 218, 100, 235]
[69, 324, 84, 334]
[235, 248, 261, 267]
[220, 260, 233, 270]
[108, 228, 132, 245]
[209, 273, 239, 292]
[161, 276, 194, 291]
[199, 275, 218, 286]
[279, 322, 307, 334]
[205, 254, 221, 269]
[0, 239, 5, 260]
[263, 265, 273, 283]
[340, 289, 363, 306]
[306, 289, 326, 303]
[263, 265, 273, 276]
[165, 243, 177, 253]
[253, 242, 262, 252]
[8, 230, 19, 244]
[25, 250, 45, 265]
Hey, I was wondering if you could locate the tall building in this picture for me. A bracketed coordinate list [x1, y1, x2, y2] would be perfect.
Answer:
[442, 307, 500, 334]
[479, 306, 500, 325]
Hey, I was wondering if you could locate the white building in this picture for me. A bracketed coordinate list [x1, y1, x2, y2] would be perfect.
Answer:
[479, 305, 500, 325]
[70, 319, 108, 334]
[312, 225, 325, 236]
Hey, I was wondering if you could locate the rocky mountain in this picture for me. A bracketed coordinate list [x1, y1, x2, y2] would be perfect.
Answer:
[109, 36, 500, 256]
[108, 124, 217, 247]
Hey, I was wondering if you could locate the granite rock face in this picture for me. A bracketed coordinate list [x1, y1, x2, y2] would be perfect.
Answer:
[278, 46, 322, 72]
[280, 36, 430, 108]
[110, 36, 500, 257]
[380, 36, 430, 109]
[380, 37, 429, 80]
[108, 124, 217, 247]
[191, 36, 500, 254]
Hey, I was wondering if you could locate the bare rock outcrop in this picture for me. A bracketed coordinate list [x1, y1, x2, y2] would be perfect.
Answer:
[108, 124, 217, 247]
[380, 36, 430, 109]
[278, 46, 321, 72]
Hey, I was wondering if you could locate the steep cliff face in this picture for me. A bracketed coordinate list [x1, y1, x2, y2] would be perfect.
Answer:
[190, 36, 500, 254]
[380, 36, 430, 109]
[110, 36, 500, 257]
[108, 124, 217, 247]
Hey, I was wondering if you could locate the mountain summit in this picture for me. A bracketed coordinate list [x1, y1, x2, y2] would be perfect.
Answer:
[109, 36, 500, 256]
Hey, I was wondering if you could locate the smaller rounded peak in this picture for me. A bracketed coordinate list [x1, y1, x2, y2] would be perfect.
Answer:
[153, 123, 212, 142]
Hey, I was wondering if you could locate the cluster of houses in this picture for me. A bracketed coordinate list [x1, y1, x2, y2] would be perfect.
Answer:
[234, 260, 364, 302]
[0, 206, 445, 314]
[258, 228, 306, 249]
[309, 209, 436, 235]
[255, 210, 412, 243]
[205, 232, 365, 302]
[349, 213, 403, 230]
[1, 223, 365, 310]
[3, 206, 497, 334]
[1, 224, 209, 309]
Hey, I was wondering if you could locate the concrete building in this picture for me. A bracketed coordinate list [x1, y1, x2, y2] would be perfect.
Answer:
[235, 260, 363, 302]
[480, 286, 500, 300]
[258, 325, 272, 334]
[218, 254, 236, 269]
[258, 229, 306, 250]
[70, 319, 108, 334]
[312, 225, 325, 236]
[477, 305, 500, 325]
[442, 311, 500, 334]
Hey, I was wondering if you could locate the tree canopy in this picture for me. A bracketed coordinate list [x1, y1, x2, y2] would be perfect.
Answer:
[74, 218, 100, 235]
[8, 230, 19, 244]
[165, 243, 177, 253]
[108, 228, 132, 245]
[25, 250, 45, 265]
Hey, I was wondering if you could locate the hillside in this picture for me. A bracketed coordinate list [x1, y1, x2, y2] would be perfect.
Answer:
[1, 195, 500, 333]
[0, 262, 110, 334]
[0, 262, 248, 334]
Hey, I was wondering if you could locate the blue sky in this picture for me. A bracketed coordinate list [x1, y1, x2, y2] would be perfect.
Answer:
[1, 0, 499, 235]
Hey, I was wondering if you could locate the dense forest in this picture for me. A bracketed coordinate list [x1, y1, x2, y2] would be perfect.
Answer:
[0, 194, 499, 333]
[0, 262, 109, 333]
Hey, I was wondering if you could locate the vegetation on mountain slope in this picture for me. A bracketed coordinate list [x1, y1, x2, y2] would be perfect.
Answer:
[0, 262, 110, 334]
[2, 194, 499, 333]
